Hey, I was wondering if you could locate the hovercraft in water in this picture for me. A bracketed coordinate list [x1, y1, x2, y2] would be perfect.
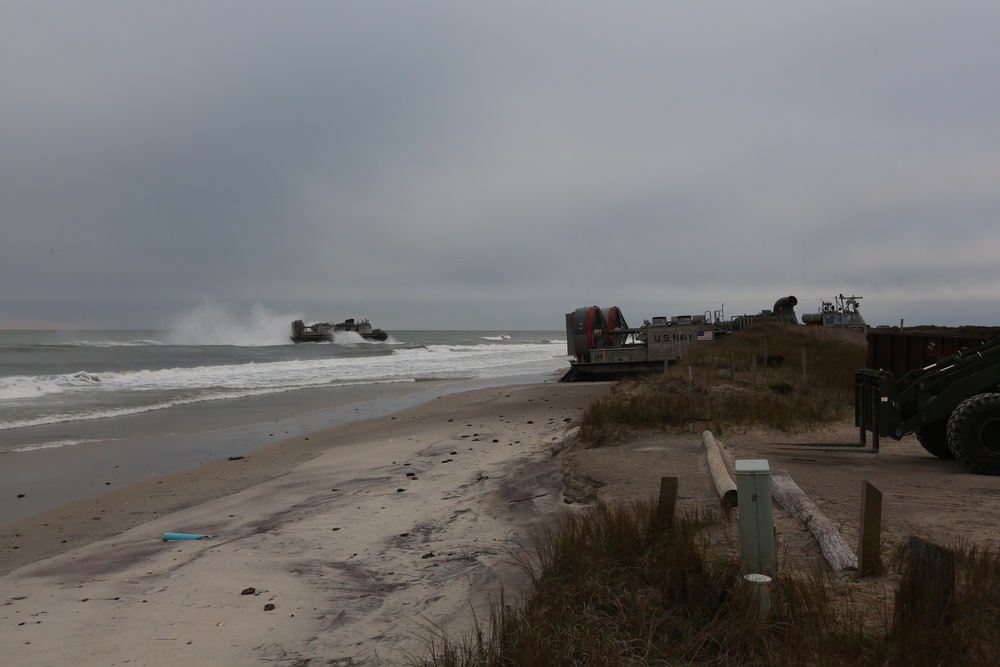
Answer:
[291, 318, 388, 343]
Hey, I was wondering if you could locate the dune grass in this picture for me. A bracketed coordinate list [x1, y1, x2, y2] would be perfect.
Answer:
[426, 500, 1000, 666]
[423, 323, 1000, 665]
[578, 323, 867, 447]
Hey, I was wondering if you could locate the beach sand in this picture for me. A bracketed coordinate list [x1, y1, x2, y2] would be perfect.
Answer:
[0, 381, 612, 666]
[8, 374, 997, 666]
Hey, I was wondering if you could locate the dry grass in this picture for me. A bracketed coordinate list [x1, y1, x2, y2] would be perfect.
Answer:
[422, 323, 1000, 665]
[425, 500, 1000, 666]
[578, 323, 867, 447]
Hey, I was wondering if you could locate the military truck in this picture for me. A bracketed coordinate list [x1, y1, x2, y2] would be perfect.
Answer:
[856, 330, 1000, 474]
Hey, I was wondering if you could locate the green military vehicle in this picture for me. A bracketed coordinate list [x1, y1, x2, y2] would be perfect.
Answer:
[856, 331, 1000, 474]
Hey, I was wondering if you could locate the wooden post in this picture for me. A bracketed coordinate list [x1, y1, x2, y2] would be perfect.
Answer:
[898, 536, 954, 624]
[801, 347, 808, 388]
[687, 366, 693, 418]
[730, 351, 735, 380]
[857, 480, 883, 576]
[752, 355, 757, 388]
[657, 476, 679, 528]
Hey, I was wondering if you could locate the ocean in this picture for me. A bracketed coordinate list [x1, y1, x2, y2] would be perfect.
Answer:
[0, 326, 568, 523]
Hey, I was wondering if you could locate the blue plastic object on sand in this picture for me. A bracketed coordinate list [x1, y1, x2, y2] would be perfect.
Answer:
[162, 532, 214, 541]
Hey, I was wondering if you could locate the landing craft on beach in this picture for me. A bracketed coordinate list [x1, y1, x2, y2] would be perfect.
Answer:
[729, 294, 869, 333]
[561, 305, 723, 381]
[800, 294, 868, 333]
[561, 295, 868, 381]
[291, 318, 388, 343]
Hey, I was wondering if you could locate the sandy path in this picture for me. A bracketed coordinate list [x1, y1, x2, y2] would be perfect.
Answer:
[0, 381, 611, 666]
[564, 421, 1000, 572]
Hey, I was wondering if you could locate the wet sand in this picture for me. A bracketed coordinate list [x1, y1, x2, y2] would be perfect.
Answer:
[0, 378, 474, 525]
[0, 380, 611, 665]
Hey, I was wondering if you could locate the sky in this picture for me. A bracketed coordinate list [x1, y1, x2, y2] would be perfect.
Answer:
[3, 1, 1000, 331]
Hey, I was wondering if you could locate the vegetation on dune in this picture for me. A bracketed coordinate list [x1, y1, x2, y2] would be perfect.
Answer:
[579, 322, 867, 447]
[902, 324, 1000, 337]
[427, 501, 1000, 666]
[423, 323, 1000, 666]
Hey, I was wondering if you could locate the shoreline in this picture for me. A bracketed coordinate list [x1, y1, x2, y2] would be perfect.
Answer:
[0, 371, 563, 526]
[0, 372, 569, 572]
[0, 378, 611, 665]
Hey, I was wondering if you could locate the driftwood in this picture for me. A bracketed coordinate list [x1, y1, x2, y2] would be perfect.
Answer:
[702, 431, 737, 509]
[771, 468, 858, 572]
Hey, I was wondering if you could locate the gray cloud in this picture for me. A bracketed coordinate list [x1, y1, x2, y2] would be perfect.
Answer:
[3, 1, 1000, 330]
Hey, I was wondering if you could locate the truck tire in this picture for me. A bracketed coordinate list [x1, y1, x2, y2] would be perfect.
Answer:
[916, 420, 955, 460]
[947, 393, 1000, 475]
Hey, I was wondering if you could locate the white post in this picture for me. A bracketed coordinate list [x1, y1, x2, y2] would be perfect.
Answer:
[744, 573, 772, 620]
[736, 459, 776, 577]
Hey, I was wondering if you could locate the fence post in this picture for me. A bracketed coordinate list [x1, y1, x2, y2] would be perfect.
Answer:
[657, 476, 679, 528]
[897, 536, 954, 624]
[687, 366, 693, 417]
[857, 480, 883, 576]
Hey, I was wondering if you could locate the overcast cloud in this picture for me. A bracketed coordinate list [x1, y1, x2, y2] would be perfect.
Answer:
[3, 1, 999, 330]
